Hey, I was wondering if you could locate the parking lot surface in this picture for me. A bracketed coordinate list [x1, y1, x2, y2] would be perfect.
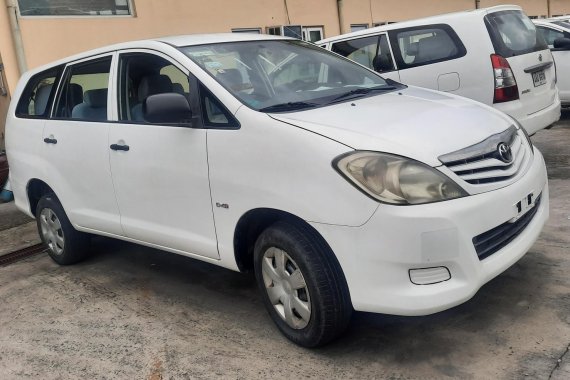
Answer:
[1, 115, 569, 379]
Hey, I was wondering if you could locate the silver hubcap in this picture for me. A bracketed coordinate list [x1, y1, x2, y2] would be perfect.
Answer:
[262, 247, 311, 329]
[40, 208, 65, 255]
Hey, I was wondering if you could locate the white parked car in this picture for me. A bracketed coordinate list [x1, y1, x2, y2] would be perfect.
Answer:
[318, 5, 561, 135]
[534, 19, 570, 107]
[6, 34, 549, 347]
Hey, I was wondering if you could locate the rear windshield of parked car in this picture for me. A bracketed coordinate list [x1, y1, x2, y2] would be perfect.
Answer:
[485, 10, 548, 57]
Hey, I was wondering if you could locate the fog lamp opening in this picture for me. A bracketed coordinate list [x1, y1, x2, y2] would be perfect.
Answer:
[409, 266, 451, 285]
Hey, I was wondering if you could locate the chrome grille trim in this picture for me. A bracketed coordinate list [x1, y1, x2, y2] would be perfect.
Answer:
[438, 126, 532, 192]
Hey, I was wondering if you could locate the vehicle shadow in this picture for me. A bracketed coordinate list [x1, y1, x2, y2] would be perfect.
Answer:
[79, 235, 560, 379]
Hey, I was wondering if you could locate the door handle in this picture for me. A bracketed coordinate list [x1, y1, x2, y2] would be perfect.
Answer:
[43, 137, 57, 144]
[110, 143, 130, 151]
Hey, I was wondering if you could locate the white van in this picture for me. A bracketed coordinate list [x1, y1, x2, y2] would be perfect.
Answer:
[6, 34, 548, 347]
[534, 19, 570, 106]
[319, 5, 561, 135]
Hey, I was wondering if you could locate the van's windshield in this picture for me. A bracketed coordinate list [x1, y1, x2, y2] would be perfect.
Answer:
[485, 10, 548, 57]
[180, 40, 401, 112]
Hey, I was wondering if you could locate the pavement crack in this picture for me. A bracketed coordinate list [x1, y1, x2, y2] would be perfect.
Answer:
[549, 342, 570, 379]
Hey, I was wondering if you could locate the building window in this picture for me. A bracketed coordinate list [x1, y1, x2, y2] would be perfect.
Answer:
[18, 0, 132, 16]
[374, 21, 394, 26]
[302, 27, 324, 42]
[350, 24, 368, 32]
[266, 25, 303, 39]
[232, 28, 262, 34]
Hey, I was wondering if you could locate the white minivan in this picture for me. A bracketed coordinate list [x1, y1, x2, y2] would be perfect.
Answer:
[534, 19, 570, 106]
[6, 34, 549, 347]
[319, 5, 561, 135]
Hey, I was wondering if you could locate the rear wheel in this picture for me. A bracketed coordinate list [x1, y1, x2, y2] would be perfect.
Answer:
[254, 221, 352, 347]
[36, 194, 89, 265]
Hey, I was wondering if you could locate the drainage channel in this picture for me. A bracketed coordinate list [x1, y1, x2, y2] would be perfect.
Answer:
[0, 244, 46, 267]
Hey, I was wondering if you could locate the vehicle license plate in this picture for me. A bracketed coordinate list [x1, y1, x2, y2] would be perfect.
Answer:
[532, 70, 546, 87]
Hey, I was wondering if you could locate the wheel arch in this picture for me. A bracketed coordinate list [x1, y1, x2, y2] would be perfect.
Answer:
[27, 178, 56, 216]
[233, 208, 343, 275]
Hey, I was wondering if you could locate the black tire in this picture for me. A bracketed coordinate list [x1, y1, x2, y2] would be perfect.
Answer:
[36, 194, 90, 265]
[254, 220, 352, 347]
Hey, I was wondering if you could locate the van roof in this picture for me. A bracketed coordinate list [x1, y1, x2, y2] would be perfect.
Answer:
[23, 33, 291, 77]
[317, 5, 523, 44]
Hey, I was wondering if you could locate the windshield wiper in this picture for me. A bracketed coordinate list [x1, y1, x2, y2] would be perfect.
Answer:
[329, 85, 398, 103]
[259, 101, 319, 113]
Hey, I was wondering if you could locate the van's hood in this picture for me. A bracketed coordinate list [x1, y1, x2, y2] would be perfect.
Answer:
[269, 86, 514, 167]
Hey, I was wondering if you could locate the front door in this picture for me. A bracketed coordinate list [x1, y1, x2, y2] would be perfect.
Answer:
[108, 50, 218, 259]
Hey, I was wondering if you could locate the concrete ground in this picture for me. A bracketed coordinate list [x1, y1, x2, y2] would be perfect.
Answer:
[0, 115, 569, 379]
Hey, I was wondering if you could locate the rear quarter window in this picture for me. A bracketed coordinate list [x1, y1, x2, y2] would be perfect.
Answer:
[485, 10, 548, 57]
[388, 24, 466, 69]
[16, 66, 63, 118]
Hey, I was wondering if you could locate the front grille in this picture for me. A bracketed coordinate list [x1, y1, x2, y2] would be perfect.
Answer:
[439, 126, 530, 185]
[472, 194, 542, 260]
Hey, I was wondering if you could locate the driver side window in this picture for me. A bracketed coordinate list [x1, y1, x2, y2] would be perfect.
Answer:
[118, 53, 191, 122]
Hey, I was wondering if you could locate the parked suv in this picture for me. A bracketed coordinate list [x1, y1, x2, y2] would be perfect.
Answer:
[319, 5, 561, 135]
[6, 34, 549, 347]
[534, 19, 570, 107]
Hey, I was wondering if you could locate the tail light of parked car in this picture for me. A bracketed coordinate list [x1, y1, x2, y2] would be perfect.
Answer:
[491, 54, 519, 103]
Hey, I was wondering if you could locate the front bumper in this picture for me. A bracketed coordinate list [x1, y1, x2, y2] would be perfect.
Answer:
[311, 149, 549, 316]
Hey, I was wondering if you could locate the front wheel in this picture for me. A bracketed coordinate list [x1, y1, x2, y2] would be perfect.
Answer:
[36, 194, 90, 265]
[254, 221, 352, 347]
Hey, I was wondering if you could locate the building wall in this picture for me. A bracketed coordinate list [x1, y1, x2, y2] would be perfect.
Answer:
[0, 57, 9, 151]
[479, 1, 548, 17]
[551, 0, 570, 16]
[339, 0, 476, 32]
[1, 0, 570, 99]
[4, 0, 340, 92]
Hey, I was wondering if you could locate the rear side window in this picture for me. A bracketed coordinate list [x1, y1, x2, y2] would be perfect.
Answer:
[54, 57, 112, 121]
[16, 67, 62, 118]
[332, 35, 395, 73]
[485, 10, 548, 57]
[389, 24, 466, 69]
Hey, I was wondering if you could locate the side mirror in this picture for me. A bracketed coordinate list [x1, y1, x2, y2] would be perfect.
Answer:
[143, 92, 193, 126]
[553, 37, 570, 50]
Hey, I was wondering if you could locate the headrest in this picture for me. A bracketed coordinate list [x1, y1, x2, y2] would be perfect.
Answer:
[68, 83, 83, 107]
[34, 84, 53, 115]
[417, 34, 456, 63]
[373, 55, 393, 72]
[407, 42, 419, 56]
[83, 89, 108, 108]
[172, 83, 185, 95]
[138, 75, 173, 101]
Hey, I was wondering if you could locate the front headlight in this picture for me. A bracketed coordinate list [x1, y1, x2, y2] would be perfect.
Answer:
[334, 151, 467, 205]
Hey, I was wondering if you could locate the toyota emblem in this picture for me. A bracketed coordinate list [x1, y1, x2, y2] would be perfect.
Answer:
[497, 143, 513, 163]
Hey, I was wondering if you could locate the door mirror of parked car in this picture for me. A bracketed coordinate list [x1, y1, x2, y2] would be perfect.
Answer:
[553, 37, 570, 50]
[143, 93, 193, 126]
